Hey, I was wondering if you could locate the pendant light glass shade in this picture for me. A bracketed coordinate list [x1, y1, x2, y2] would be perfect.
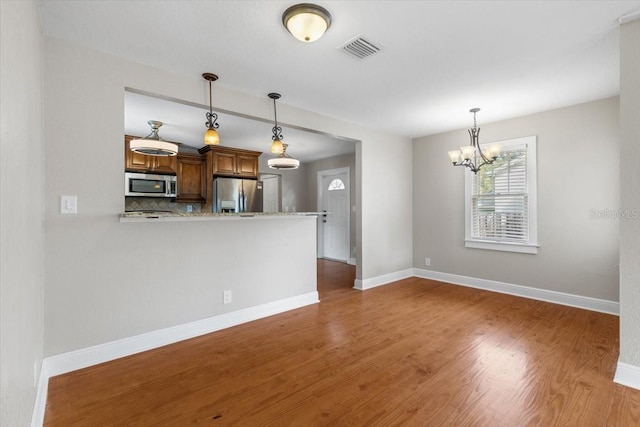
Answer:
[203, 73, 220, 145]
[130, 121, 178, 156]
[271, 138, 284, 154]
[282, 3, 332, 42]
[204, 128, 220, 146]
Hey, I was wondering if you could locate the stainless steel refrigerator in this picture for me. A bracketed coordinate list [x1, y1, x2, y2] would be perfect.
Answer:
[213, 177, 263, 213]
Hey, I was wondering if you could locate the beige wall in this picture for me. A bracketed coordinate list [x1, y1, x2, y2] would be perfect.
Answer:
[619, 19, 640, 367]
[42, 37, 413, 356]
[413, 97, 620, 301]
[0, 1, 45, 425]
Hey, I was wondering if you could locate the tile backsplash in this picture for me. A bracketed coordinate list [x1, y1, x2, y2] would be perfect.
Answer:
[125, 197, 202, 213]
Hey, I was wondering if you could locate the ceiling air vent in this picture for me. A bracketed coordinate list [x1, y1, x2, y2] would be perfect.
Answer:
[338, 35, 383, 60]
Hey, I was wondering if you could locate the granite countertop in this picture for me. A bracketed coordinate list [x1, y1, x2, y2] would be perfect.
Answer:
[120, 211, 325, 222]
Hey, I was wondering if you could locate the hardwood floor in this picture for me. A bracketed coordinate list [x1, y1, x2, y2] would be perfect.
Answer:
[45, 261, 639, 426]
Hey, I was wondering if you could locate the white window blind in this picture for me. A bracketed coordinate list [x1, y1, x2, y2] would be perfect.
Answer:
[464, 135, 538, 254]
[472, 146, 528, 242]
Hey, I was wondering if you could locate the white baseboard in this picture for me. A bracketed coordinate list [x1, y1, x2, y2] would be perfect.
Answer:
[413, 268, 619, 315]
[614, 361, 640, 390]
[31, 361, 50, 427]
[31, 291, 319, 426]
[348, 257, 357, 266]
[353, 268, 413, 290]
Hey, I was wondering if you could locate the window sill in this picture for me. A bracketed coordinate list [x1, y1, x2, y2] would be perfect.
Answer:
[465, 239, 538, 254]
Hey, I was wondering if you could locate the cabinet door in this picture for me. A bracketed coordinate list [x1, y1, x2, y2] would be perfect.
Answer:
[212, 151, 236, 176]
[235, 154, 259, 178]
[152, 155, 178, 175]
[125, 138, 153, 172]
[125, 137, 177, 174]
[176, 155, 206, 203]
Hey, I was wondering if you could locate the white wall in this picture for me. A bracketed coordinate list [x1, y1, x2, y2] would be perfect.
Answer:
[413, 97, 620, 301]
[619, 19, 640, 368]
[0, 1, 45, 425]
[43, 37, 413, 356]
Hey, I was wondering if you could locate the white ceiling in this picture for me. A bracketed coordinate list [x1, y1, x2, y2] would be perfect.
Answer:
[38, 0, 640, 146]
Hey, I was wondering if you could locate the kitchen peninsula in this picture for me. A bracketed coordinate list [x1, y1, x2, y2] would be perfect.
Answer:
[120, 211, 325, 222]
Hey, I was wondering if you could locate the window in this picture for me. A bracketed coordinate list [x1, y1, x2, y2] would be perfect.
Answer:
[465, 135, 538, 254]
[328, 178, 345, 191]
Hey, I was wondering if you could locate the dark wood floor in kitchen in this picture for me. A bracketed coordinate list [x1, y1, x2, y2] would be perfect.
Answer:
[44, 259, 640, 426]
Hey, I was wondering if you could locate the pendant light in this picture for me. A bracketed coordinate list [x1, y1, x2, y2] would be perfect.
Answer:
[268, 143, 300, 170]
[282, 3, 332, 43]
[448, 108, 501, 174]
[129, 121, 178, 156]
[267, 92, 299, 169]
[203, 73, 220, 145]
[269, 93, 284, 154]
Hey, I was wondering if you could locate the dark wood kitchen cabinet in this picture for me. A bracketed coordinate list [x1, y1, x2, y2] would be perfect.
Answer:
[124, 135, 177, 175]
[198, 145, 261, 179]
[198, 145, 262, 211]
[176, 153, 206, 203]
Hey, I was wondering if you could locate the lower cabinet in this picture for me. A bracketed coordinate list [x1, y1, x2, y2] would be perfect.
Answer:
[176, 153, 206, 203]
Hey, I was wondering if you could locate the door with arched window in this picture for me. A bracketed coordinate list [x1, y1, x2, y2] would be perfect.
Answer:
[318, 168, 350, 262]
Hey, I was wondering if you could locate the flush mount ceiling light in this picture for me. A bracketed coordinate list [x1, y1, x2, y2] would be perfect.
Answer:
[129, 120, 178, 156]
[203, 72, 220, 145]
[448, 108, 501, 174]
[282, 3, 332, 42]
[268, 143, 300, 170]
[268, 93, 284, 154]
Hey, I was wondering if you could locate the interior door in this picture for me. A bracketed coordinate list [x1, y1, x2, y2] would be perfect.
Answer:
[320, 170, 350, 262]
[261, 174, 280, 213]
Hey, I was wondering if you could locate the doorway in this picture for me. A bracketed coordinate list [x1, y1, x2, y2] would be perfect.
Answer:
[260, 173, 281, 213]
[317, 167, 350, 263]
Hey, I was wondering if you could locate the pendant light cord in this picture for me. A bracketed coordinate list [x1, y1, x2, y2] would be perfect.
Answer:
[273, 97, 278, 129]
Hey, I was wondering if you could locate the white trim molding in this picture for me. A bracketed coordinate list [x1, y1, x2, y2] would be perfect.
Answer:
[614, 361, 640, 390]
[413, 268, 619, 315]
[354, 268, 413, 290]
[31, 291, 319, 426]
[31, 361, 50, 427]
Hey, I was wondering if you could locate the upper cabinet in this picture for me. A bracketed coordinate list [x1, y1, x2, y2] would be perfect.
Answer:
[176, 153, 206, 203]
[199, 146, 261, 179]
[124, 135, 177, 175]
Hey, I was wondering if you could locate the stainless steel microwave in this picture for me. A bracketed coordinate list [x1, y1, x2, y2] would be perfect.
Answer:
[124, 172, 177, 198]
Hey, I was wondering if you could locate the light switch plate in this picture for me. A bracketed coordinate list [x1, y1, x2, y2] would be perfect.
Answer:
[61, 195, 77, 214]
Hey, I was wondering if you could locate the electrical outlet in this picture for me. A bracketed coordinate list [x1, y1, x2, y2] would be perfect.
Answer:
[425, 257, 431, 267]
[186, 205, 193, 213]
[223, 290, 232, 304]
[60, 195, 77, 214]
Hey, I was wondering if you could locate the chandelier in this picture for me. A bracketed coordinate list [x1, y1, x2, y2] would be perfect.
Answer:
[448, 108, 501, 174]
